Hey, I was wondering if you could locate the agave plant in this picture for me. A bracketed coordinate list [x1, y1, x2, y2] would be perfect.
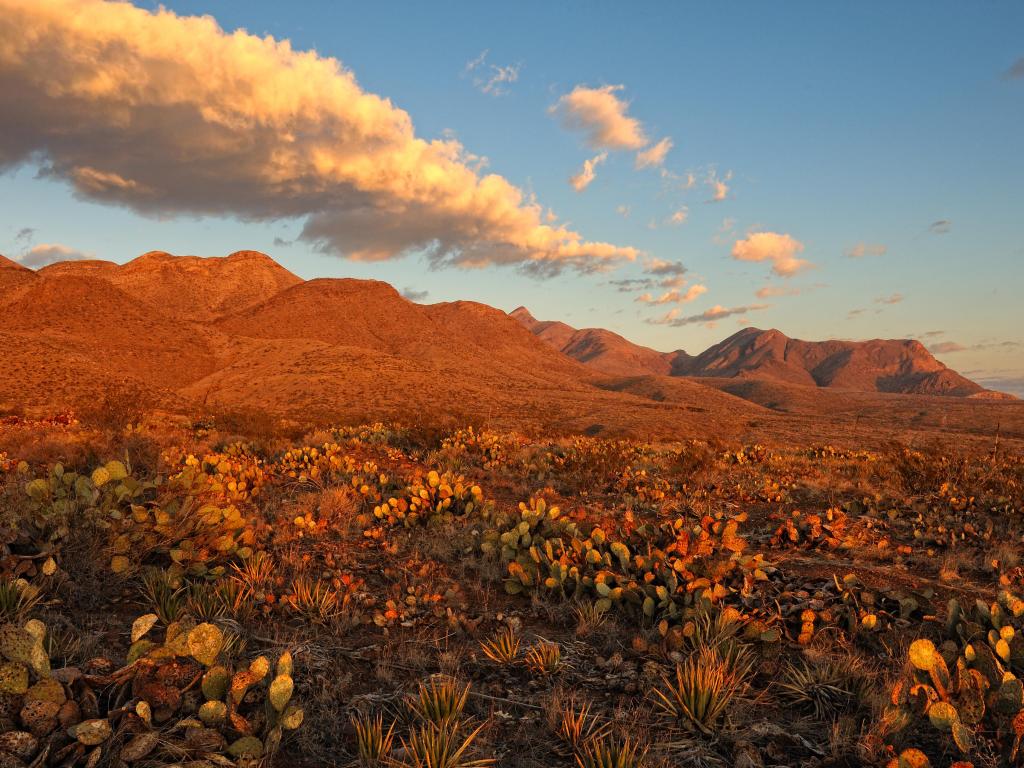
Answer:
[351, 712, 395, 767]
[525, 641, 562, 675]
[575, 734, 646, 768]
[139, 567, 184, 624]
[554, 700, 611, 755]
[408, 677, 471, 727]
[397, 721, 494, 768]
[0, 578, 42, 622]
[479, 626, 520, 664]
[778, 655, 873, 720]
[649, 647, 750, 734]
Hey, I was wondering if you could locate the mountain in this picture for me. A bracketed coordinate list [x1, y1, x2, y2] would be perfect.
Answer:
[0, 253, 36, 294]
[38, 250, 302, 321]
[510, 307, 689, 377]
[513, 309, 1010, 399]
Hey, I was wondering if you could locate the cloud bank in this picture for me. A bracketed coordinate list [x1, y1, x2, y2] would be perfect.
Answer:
[0, 0, 638, 274]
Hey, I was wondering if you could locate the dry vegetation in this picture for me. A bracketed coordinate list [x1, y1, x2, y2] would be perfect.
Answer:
[0, 407, 1022, 768]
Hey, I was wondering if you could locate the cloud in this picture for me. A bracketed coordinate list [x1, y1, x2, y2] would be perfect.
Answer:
[0, 0, 638, 276]
[643, 258, 687, 276]
[665, 206, 688, 226]
[848, 308, 866, 317]
[401, 287, 429, 302]
[844, 242, 887, 258]
[927, 341, 967, 354]
[272, 236, 293, 247]
[635, 137, 673, 169]
[635, 284, 707, 305]
[615, 204, 631, 218]
[17, 242, 93, 268]
[929, 220, 952, 235]
[609, 277, 656, 292]
[731, 231, 811, 277]
[550, 84, 648, 150]
[1003, 57, 1024, 80]
[14, 227, 34, 244]
[971, 375, 1024, 398]
[464, 50, 520, 96]
[755, 284, 800, 299]
[875, 292, 904, 305]
[706, 169, 732, 202]
[569, 152, 607, 192]
[647, 302, 769, 327]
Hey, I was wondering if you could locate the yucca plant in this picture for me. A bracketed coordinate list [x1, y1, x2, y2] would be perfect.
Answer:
[525, 640, 562, 676]
[186, 580, 228, 621]
[479, 626, 520, 664]
[230, 550, 275, 595]
[397, 721, 494, 768]
[683, 606, 751, 671]
[0, 577, 42, 622]
[286, 575, 341, 623]
[575, 734, 646, 768]
[778, 656, 873, 720]
[554, 701, 611, 755]
[139, 567, 183, 624]
[351, 712, 395, 767]
[408, 677, 471, 726]
[649, 647, 749, 735]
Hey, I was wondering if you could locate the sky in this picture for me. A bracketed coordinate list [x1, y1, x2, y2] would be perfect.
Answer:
[1, 1, 1022, 394]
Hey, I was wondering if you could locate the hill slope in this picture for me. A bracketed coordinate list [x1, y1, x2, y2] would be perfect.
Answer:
[513, 308, 1006, 399]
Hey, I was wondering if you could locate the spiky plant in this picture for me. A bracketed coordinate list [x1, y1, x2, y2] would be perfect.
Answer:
[479, 626, 520, 664]
[139, 567, 183, 624]
[230, 550, 275, 595]
[351, 712, 395, 767]
[397, 721, 494, 768]
[186, 580, 228, 621]
[573, 602, 609, 638]
[649, 648, 749, 735]
[684, 606, 751, 671]
[525, 641, 562, 676]
[778, 656, 873, 720]
[408, 677, 471, 726]
[286, 575, 341, 623]
[554, 701, 611, 755]
[0, 578, 42, 622]
[575, 734, 646, 768]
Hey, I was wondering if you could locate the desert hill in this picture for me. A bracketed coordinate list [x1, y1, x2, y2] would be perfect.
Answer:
[514, 309, 1007, 400]
[0, 250, 1020, 449]
[510, 306, 689, 377]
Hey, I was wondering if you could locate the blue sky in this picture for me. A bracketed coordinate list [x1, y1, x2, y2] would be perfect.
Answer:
[1, 1, 1022, 393]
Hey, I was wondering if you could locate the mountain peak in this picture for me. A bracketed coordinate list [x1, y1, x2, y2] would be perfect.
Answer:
[0, 253, 30, 272]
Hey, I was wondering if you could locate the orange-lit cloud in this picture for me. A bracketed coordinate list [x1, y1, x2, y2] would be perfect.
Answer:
[569, 152, 607, 192]
[550, 85, 648, 150]
[647, 302, 769, 327]
[0, 0, 638, 274]
[635, 283, 707, 305]
[732, 232, 811, 277]
[635, 137, 673, 169]
[665, 206, 689, 226]
[706, 169, 732, 202]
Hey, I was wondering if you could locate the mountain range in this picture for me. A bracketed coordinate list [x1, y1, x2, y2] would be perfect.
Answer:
[511, 307, 1004, 399]
[0, 250, 1018, 447]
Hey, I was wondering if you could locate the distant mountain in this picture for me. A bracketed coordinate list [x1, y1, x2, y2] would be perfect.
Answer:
[513, 309, 1012, 399]
[510, 307, 690, 377]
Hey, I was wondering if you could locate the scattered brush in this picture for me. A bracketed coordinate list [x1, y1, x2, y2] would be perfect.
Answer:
[478, 625, 520, 664]
[408, 677, 471, 727]
[525, 640, 563, 676]
[397, 720, 494, 768]
[649, 647, 750, 735]
[351, 712, 395, 767]
[552, 699, 611, 756]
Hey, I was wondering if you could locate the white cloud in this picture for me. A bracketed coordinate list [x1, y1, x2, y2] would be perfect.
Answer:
[550, 84, 648, 150]
[875, 292, 904, 305]
[615, 204, 631, 218]
[17, 242, 94, 268]
[569, 152, 607, 192]
[0, 0, 637, 275]
[635, 137, 673, 169]
[731, 231, 812, 277]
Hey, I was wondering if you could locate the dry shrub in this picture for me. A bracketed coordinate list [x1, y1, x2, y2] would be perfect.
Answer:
[77, 379, 153, 434]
